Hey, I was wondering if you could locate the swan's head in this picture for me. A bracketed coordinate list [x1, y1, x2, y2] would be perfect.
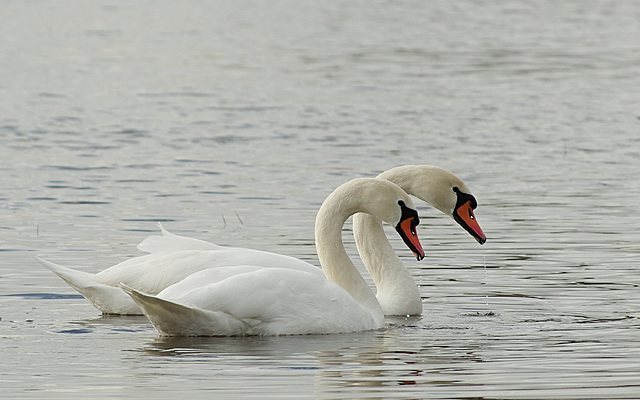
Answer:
[451, 186, 486, 245]
[320, 178, 425, 261]
[395, 200, 425, 261]
[355, 178, 425, 261]
[378, 165, 486, 245]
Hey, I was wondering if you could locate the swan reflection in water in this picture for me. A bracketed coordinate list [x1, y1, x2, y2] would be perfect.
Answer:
[134, 316, 485, 394]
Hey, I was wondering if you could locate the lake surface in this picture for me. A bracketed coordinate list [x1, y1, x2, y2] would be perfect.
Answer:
[1, 0, 639, 398]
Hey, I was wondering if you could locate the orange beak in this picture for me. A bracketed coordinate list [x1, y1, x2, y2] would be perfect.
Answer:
[396, 217, 425, 261]
[454, 201, 486, 245]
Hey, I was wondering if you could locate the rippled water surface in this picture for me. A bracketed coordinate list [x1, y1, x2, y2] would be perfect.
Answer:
[2, 1, 640, 399]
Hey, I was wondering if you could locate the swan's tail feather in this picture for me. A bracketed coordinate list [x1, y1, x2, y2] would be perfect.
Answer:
[120, 284, 250, 336]
[34, 256, 141, 315]
[136, 223, 224, 255]
[35, 256, 96, 289]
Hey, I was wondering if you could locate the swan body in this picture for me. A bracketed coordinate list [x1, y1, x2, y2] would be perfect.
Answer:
[35, 225, 321, 315]
[122, 178, 424, 336]
[354, 165, 486, 316]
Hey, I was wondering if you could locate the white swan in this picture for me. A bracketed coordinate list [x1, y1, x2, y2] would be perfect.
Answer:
[353, 165, 486, 315]
[121, 177, 424, 336]
[36, 165, 485, 316]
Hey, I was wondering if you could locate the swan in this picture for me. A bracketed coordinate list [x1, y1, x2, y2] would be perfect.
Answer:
[353, 165, 486, 315]
[36, 165, 485, 316]
[120, 177, 424, 336]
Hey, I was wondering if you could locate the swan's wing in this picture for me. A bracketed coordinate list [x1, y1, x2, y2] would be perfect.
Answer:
[95, 246, 322, 295]
[157, 265, 264, 298]
[34, 256, 141, 315]
[136, 223, 225, 254]
[120, 284, 251, 336]
[146, 268, 379, 336]
[38, 224, 321, 315]
[137, 224, 321, 273]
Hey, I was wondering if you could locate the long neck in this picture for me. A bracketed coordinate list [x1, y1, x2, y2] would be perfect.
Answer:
[314, 185, 384, 323]
[353, 213, 422, 315]
[352, 166, 448, 316]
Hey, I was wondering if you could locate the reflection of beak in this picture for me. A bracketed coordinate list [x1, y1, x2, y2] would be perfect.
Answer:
[396, 217, 425, 260]
[453, 201, 487, 245]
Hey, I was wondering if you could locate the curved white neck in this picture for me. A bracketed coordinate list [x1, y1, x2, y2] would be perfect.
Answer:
[353, 165, 460, 316]
[353, 213, 422, 315]
[314, 180, 390, 324]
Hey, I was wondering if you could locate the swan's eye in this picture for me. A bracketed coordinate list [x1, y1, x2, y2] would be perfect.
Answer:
[408, 217, 419, 236]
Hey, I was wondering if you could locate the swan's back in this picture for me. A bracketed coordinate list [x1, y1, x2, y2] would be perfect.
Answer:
[92, 224, 322, 294]
[136, 224, 224, 254]
[95, 248, 322, 295]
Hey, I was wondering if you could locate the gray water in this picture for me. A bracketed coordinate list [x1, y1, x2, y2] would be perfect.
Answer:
[1, 1, 639, 398]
